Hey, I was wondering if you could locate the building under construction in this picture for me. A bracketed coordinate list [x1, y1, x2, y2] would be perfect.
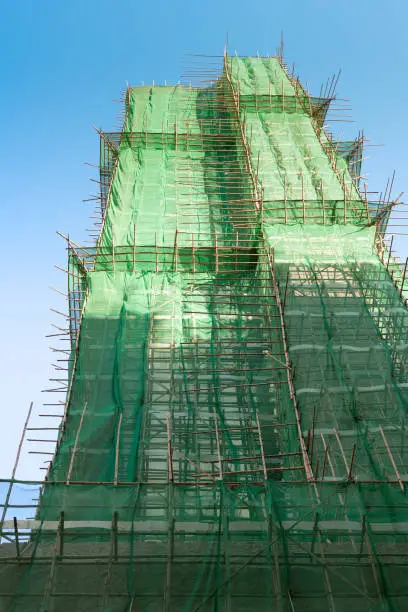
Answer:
[1, 51, 408, 610]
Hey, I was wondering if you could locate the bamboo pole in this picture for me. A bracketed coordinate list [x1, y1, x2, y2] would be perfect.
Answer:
[213, 409, 223, 480]
[256, 412, 268, 480]
[379, 426, 404, 491]
[133, 224, 136, 272]
[66, 402, 88, 484]
[166, 413, 174, 483]
[0, 402, 33, 536]
[114, 413, 123, 486]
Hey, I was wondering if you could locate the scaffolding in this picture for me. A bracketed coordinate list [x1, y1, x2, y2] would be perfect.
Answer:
[1, 52, 408, 610]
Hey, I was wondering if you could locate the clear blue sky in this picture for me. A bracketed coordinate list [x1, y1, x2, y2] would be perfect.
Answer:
[1, 0, 407, 479]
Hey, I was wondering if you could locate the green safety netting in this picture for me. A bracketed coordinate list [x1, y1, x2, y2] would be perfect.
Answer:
[1, 55, 408, 611]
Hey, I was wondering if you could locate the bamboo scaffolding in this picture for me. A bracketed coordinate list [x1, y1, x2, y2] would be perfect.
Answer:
[3, 52, 408, 611]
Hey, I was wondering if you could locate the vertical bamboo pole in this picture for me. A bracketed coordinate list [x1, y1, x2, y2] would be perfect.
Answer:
[164, 512, 175, 611]
[0, 402, 33, 534]
[13, 517, 20, 560]
[333, 428, 349, 477]
[321, 178, 325, 225]
[166, 413, 174, 483]
[256, 151, 260, 184]
[364, 182, 369, 222]
[112, 511, 118, 561]
[67, 401, 88, 484]
[321, 433, 338, 483]
[114, 413, 123, 486]
[387, 235, 394, 271]
[214, 229, 219, 273]
[133, 224, 136, 272]
[213, 409, 223, 480]
[321, 441, 329, 481]
[283, 271, 290, 312]
[256, 412, 268, 480]
[192, 234, 196, 275]
[309, 405, 316, 467]
[281, 79, 285, 113]
[112, 226, 115, 273]
[380, 426, 404, 491]
[400, 257, 408, 297]
[343, 171, 347, 224]
[348, 443, 356, 481]
[57, 511, 65, 558]
[173, 228, 179, 273]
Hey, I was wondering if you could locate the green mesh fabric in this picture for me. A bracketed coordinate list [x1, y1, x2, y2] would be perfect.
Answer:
[1, 55, 408, 611]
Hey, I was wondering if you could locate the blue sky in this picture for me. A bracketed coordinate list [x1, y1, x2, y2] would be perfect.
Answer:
[1, 0, 407, 479]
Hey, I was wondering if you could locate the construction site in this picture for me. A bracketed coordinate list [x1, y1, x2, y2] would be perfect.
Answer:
[1, 49, 408, 610]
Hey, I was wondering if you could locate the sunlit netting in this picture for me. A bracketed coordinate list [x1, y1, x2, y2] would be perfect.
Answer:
[1, 55, 408, 611]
